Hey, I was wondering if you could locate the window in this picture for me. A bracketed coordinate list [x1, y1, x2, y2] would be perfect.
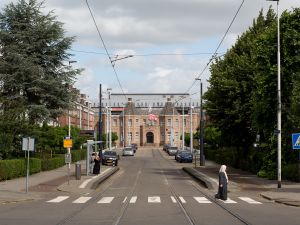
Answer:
[136, 119, 139, 123]
[143, 119, 146, 125]
[184, 119, 186, 126]
[128, 132, 132, 141]
[167, 119, 171, 126]
[175, 119, 179, 127]
[128, 119, 132, 127]
[135, 132, 139, 139]
[113, 119, 117, 127]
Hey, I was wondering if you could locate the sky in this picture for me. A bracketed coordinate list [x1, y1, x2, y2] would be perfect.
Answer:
[1, 0, 300, 103]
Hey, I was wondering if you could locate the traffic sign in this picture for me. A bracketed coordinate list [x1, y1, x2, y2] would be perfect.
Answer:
[63, 136, 73, 148]
[292, 133, 300, 150]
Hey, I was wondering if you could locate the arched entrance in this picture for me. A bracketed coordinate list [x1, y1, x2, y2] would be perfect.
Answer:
[146, 132, 154, 143]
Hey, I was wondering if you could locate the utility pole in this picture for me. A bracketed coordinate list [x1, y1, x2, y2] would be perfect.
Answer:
[99, 84, 102, 172]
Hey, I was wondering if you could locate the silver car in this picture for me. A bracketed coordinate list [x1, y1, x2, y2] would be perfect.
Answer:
[123, 147, 134, 156]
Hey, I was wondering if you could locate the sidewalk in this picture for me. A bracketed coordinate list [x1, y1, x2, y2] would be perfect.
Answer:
[183, 160, 300, 207]
[0, 160, 118, 204]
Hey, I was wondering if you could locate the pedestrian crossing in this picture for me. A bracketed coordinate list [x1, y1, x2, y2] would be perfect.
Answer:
[46, 195, 263, 205]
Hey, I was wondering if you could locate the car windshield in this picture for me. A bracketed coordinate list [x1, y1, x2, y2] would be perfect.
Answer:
[181, 152, 192, 156]
[124, 148, 132, 150]
[169, 147, 178, 150]
[104, 151, 116, 156]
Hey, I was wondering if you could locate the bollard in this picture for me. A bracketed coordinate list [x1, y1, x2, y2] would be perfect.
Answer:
[75, 162, 81, 180]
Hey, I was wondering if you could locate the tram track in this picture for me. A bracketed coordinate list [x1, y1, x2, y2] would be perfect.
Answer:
[155, 148, 253, 225]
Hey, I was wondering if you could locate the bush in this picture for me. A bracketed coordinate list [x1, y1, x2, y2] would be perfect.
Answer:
[41, 156, 65, 171]
[282, 163, 299, 182]
[71, 149, 86, 162]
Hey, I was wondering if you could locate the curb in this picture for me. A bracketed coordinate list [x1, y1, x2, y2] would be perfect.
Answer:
[182, 167, 214, 190]
[91, 167, 119, 189]
[260, 193, 300, 207]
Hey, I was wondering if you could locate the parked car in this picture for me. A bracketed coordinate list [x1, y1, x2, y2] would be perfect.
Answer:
[123, 147, 134, 156]
[176, 151, 193, 163]
[175, 149, 188, 161]
[131, 144, 138, 153]
[163, 144, 170, 151]
[102, 151, 119, 166]
[168, 146, 178, 156]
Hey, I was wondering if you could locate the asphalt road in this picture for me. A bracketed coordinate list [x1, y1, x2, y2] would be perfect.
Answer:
[0, 147, 299, 225]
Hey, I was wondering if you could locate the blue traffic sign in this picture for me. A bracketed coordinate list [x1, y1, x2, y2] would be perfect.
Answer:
[292, 133, 300, 150]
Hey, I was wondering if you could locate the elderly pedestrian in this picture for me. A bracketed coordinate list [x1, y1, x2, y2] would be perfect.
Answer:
[93, 155, 100, 175]
[215, 165, 228, 200]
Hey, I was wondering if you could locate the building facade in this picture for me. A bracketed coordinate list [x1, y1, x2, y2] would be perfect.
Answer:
[95, 93, 201, 148]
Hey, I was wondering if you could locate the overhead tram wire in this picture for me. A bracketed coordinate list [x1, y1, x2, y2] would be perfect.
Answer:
[85, 0, 127, 101]
[70, 49, 223, 57]
[185, 0, 245, 94]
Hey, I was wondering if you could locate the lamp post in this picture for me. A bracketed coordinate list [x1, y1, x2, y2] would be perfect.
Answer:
[196, 78, 205, 166]
[267, 0, 281, 188]
[107, 88, 112, 150]
[67, 60, 77, 170]
[190, 99, 193, 154]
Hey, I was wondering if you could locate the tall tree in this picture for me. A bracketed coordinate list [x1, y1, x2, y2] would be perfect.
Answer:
[0, 0, 81, 124]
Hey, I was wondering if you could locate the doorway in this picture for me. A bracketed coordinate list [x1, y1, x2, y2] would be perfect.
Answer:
[146, 132, 154, 143]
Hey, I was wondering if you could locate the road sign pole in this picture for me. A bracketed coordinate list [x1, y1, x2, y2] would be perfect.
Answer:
[26, 138, 29, 193]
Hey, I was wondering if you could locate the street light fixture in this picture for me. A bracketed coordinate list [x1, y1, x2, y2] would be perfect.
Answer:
[267, 0, 281, 188]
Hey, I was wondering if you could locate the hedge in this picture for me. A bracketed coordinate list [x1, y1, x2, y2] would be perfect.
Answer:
[0, 149, 87, 181]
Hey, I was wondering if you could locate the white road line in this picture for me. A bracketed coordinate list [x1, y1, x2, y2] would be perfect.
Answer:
[220, 198, 237, 204]
[130, 196, 137, 203]
[194, 197, 212, 203]
[122, 197, 127, 203]
[171, 196, 177, 203]
[73, 197, 92, 204]
[79, 168, 111, 189]
[97, 197, 114, 204]
[179, 196, 186, 204]
[239, 197, 262, 204]
[47, 196, 69, 203]
[148, 196, 161, 203]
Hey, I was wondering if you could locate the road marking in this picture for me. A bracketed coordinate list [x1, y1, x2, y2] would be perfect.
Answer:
[239, 197, 262, 204]
[130, 196, 137, 203]
[148, 196, 161, 203]
[47, 196, 69, 203]
[179, 196, 186, 204]
[171, 196, 177, 203]
[220, 198, 237, 203]
[73, 197, 92, 204]
[194, 197, 212, 203]
[79, 168, 111, 189]
[122, 197, 127, 203]
[97, 197, 114, 204]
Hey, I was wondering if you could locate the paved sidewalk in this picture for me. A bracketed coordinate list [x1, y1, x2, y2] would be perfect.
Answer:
[0, 161, 118, 204]
[183, 160, 300, 207]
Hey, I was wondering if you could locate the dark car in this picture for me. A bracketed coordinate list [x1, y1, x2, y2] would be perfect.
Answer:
[168, 146, 178, 156]
[102, 151, 119, 166]
[176, 151, 193, 163]
[175, 149, 188, 161]
[163, 144, 170, 151]
[131, 144, 138, 153]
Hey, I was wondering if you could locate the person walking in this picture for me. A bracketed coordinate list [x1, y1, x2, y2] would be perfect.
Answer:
[216, 165, 228, 200]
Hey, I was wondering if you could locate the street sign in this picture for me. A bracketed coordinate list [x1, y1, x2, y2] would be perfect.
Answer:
[22, 137, 35, 151]
[63, 136, 73, 148]
[292, 133, 300, 150]
[65, 153, 72, 164]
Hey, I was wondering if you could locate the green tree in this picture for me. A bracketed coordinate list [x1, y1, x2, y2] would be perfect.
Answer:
[0, 0, 82, 157]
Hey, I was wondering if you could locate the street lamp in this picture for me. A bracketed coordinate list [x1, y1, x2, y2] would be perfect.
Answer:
[196, 78, 205, 166]
[267, 0, 281, 188]
[107, 88, 112, 150]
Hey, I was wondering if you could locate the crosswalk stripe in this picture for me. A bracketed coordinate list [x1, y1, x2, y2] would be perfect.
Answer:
[98, 197, 114, 204]
[179, 196, 186, 204]
[47, 196, 69, 203]
[148, 196, 161, 203]
[130, 196, 137, 203]
[194, 197, 212, 203]
[171, 196, 177, 203]
[220, 198, 237, 204]
[73, 197, 92, 204]
[122, 197, 127, 203]
[239, 197, 262, 204]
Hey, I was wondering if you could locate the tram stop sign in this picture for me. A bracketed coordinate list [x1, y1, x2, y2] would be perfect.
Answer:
[63, 136, 73, 148]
